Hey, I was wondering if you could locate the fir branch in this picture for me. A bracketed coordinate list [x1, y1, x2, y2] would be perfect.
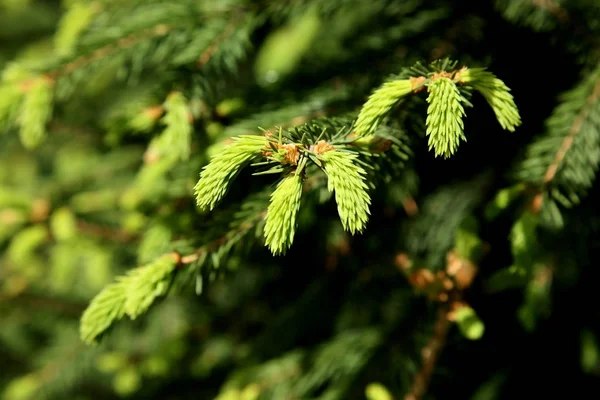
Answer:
[194, 135, 267, 211]
[263, 173, 303, 255]
[425, 75, 467, 158]
[320, 149, 371, 234]
[460, 67, 521, 132]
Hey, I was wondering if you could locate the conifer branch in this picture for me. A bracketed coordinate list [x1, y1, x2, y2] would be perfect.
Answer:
[543, 77, 600, 184]
[196, 15, 242, 68]
[460, 67, 521, 132]
[354, 79, 415, 137]
[516, 66, 600, 207]
[80, 253, 178, 344]
[320, 149, 371, 234]
[530, 0, 568, 22]
[18, 76, 54, 149]
[425, 75, 467, 158]
[179, 210, 268, 265]
[264, 173, 304, 255]
[195, 135, 268, 211]
[47, 23, 173, 82]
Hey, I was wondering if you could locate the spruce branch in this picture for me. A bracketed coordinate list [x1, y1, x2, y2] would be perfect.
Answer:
[495, 0, 569, 30]
[320, 149, 371, 234]
[124, 253, 178, 319]
[263, 173, 304, 255]
[196, 14, 242, 68]
[80, 254, 178, 344]
[425, 75, 467, 158]
[354, 78, 414, 137]
[155, 91, 192, 161]
[515, 66, 600, 207]
[460, 67, 521, 132]
[54, 1, 98, 56]
[80, 276, 129, 345]
[179, 210, 268, 265]
[195, 135, 267, 211]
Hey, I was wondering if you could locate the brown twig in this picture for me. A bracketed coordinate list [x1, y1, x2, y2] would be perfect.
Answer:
[531, 0, 569, 23]
[76, 220, 137, 243]
[404, 305, 451, 400]
[0, 292, 86, 317]
[197, 17, 242, 67]
[398, 248, 482, 400]
[179, 210, 267, 265]
[543, 77, 600, 184]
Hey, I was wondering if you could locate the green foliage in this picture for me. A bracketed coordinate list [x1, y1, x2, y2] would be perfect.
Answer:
[495, 0, 565, 30]
[454, 306, 485, 340]
[80, 277, 129, 345]
[581, 329, 600, 375]
[2, 1, 599, 399]
[254, 8, 321, 84]
[152, 91, 192, 161]
[425, 76, 467, 158]
[18, 77, 53, 149]
[320, 149, 371, 234]
[80, 254, 178, 344]
[54, 1, 96, 56]
[263, 173, 304, 255]
[195, 135, 267, 211]
[365, 383, 393, 400]
[461, 67, 521, 132]
[124, 254, 178, 319]
[354, 78, 413, 137]
[0, 83, 22, 127]
[515, 65, 600, 208]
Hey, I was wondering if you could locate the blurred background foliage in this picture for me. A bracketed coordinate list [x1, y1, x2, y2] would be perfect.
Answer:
[1, 0, 600, 399]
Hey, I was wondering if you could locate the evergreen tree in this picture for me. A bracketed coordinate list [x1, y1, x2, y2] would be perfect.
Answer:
[1, 1, 600, 399]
